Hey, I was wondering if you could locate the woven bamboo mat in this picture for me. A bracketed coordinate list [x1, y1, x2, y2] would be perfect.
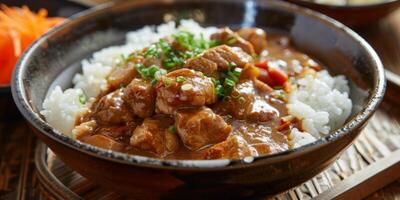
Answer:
[32, 98, 400, 200]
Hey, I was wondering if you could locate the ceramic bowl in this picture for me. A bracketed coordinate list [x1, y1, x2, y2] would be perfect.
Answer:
[12, 0, 385, 199]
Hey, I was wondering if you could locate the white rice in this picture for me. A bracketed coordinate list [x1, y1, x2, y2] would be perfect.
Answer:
[288, 70, 352, 146]
[72, 60, 111, 99]
[41, 20, 352, 150]
[41, 86, 88, 137]
[289, 128, 317, 148]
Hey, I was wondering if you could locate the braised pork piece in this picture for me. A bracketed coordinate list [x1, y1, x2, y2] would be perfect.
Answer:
[74, 27, 322, 160]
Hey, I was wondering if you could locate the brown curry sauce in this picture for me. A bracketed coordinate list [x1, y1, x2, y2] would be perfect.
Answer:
[73, 27, 321, 160]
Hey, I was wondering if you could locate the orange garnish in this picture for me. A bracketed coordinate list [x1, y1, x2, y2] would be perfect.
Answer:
[0, 5, 64, 85]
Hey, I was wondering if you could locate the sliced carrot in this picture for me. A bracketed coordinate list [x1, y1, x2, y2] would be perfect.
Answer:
[0, 5, 64, 85]
[0, 32, 15, 84]
[254, 61, 269, 70]
[257, 68, 273, 86]
[268, 67, 288, 87]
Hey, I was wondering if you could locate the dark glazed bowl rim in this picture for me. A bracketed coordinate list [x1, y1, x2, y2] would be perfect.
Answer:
[12, 0, 386, 170]
[289, 0, 400, 9]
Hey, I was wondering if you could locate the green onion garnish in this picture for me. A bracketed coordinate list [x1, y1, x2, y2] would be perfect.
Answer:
[232, 68, 242, 76]
[226, 36, 237, 45]
[142, 31, 218, 70]
[168, 125, 177, 134]
[164, 77, 173, 87]
[136, 64, 167, 84]
[224, 78, 236, 88]
[78, 94, 86, 105]
[176, 76, 186, 83]
[238, 96, 246, 104]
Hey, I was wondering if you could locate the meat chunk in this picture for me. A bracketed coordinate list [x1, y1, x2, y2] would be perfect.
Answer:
[185, 56, 218, 77]
[156, 69, 216, 114]
[175, 107, 232, 150]
[95, 121, 138, 140]
[91, 89, 134, 125]
[185, 45, 252, 77]
[75, 121, 138, 151]
[130, 116, 179, 157]
[204, 135, 258, 159]
[108, 63, 138, 90]
[123, 78, 156, 118]
[72, 120, 97, 140]
[211, 28, 255, 55]
[237, 28, 268, 54]
[81, 134, 125, 151]
[215, 80, 279, 122]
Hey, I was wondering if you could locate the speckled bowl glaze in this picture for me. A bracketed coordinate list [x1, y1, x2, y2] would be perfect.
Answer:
[12, 0, 385, 199]
[284, 0, 400, 27]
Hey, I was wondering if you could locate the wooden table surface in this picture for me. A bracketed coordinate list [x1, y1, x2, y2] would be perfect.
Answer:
[360, 8, 400, 200]
[0, 1, 400, 199]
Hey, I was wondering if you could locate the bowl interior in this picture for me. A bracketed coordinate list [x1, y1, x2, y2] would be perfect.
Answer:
[12, 0, 385, 167]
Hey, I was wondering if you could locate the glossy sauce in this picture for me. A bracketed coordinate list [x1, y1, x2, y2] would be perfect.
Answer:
[75, 30, 320, 160]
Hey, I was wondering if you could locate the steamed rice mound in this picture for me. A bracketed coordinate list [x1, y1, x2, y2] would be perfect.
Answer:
[41, 86, 88, 136]
[288, 70, 352, 146]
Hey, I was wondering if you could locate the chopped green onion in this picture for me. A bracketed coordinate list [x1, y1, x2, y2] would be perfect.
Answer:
[211, 77, 218, 84]
[224, 78, 236, 88]
[176, 76, 186, 83]
[168, 125, 177, 134]
[154, 69, 167, 81]
[209, 40, 221, 48]
[212, 66, 243, 100]
[163, 58, 179, 69]
[151, 79, 158, 86]
[142, 31, 218, 70]
[158, 39, 171, 54]
[181, 84, 193, 91]
[232, 68, 242, 76]
[238, 96, 246, 104]
[147, 65, 159, 76]
[144, 44, 161, 58]
[227, 72, 239, 82]
[215, 84, 225, 98]
[223, 95, 231, 101]
[227, 62, 237, 70]
[136, 64, 167, 85]
[78, 94, 86, 105]
[226, 36, 237, 45]
[231, 90, 241, 99]
[273, 90, 286, 100]
[135, 63, 145, 75]
[163, 77, 173, 87]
